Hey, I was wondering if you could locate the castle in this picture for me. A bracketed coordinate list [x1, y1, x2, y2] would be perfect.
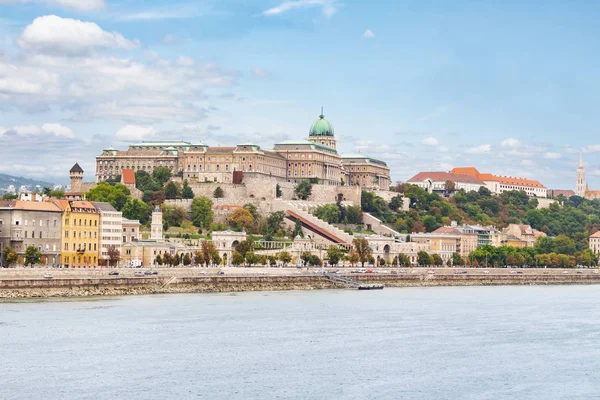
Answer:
[95, 110, 391, 190]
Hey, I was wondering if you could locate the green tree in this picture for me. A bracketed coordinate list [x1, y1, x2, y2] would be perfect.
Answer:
[121, 199, 153, 224]
[164, 181, 179, 199]
[191, 196, 213, 229]
[245, 252, 260, 266]
[266, 211, 285, 235]
[353, 238, 373, 267]
[345, 205, 363, 224]
[136, 170, 161, 192]
[431, 254, 443, 266]
[152, 166, 172, 185]
[182, 253, 192, 266]
[163, 205, 186, 227]
[553, 234, 576, 255]
[397, 253, 411, 267]
[451, 253, 464, 266]
[182, 185, 194, 199]
[23, 246, 41, 266]
[295, 180, 312, 200]
[213, 186, 225, 198]
[212, 252, 222, 266]
[314, 204, 341, 224]
[389, 195, 404, 211]
[326, 246, 344, 266]
[275, 183, 282, 198]
[294, 219, 303, 237]
[155, 254, 163, 265]
[235, 239, 254, 258]
[86, 183, 131, 211]
[278, 251, 292, 266]
[49, 190, 65, 199]
[231, 251, 244, 266]
[417, 251, 432, 266]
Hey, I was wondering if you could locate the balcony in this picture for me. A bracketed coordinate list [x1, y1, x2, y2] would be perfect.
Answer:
[10, 226, 24, 241]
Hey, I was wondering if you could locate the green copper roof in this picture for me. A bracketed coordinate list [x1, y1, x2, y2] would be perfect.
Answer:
[274, 139, 338, 155]
[341, 154, 388, 167]
[309, 112, 334, 137]
[131, 141, 191, 147]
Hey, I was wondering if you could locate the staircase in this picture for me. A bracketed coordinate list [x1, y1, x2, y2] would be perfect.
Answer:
[285, 206, 354, 245]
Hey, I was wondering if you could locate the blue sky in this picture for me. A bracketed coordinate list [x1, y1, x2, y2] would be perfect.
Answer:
[0, 0, 599, 188]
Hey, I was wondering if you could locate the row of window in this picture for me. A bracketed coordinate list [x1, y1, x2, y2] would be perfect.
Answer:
[64, 231, 97, 239]
[65, 219, 98, 227]
[63, 243, 97, 251]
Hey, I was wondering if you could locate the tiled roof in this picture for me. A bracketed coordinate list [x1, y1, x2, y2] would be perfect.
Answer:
[70, 162, 84, 173]
[407, 172, 484, 185]
[550, 189, 576, 198]
[91, 202, 117, 212]
[121, 169, 136, 185]
[450, 167, 545, 188]
[206, 147, 236, 154]
[590, 231, 600, 238]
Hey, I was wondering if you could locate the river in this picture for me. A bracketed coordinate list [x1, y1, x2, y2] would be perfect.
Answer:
[2, 285, 600, 399]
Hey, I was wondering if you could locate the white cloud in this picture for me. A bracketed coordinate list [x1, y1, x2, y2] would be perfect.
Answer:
[583, 145, 600, 153]
[18, 15, 140, 55]
[362, 29, 375, 39]
[114, 125, 156, 141]
[440, 162, 453, 171]
[521, 159, 535, 166]
[0, 0, 105, 11]
[41, 123, 74, 138]
[466, 144, 491, 154]
[176, 56, 194, 66]
[262, 0, 337, 17]
[422, 137, 438, 146]
[501, 138, 520, 148]
[438, 146, 448, 152]
[252, 67, 272, 79]
[354, 140, 390, 153]
[0, 123, 74, 138]
[543, 152, 561, 159]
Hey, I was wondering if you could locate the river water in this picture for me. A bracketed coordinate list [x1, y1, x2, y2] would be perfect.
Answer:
[2, 286, 600, 399]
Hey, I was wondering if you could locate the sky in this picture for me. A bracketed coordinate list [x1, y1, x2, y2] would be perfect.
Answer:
[1, 0, 600, 188]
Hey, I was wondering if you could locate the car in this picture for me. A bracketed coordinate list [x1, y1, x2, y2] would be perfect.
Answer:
[365, 269, 373, 274]
[43, 273, 53, 279]
[199, 271, 208, 275]
[144, 271, 153, 275]
[454, 270, 467, 274]
[427, 270, 435, 274]
[563, 271, 569, 274]
[358, 268, 367, 273]
[217, 271, 225, 275]
[483, 270, 490, 274]
[379, 270, 390, 274]
[134, 271, 144, 276]
[108, 271, 119, 276]
[294, 271, 302, 275]
[510, 271, 518, 274]
[399, 269, 407, 274]
[334, 270, 343, 274]
[594, 270, 599, 274]
[577, 271, 584, 274]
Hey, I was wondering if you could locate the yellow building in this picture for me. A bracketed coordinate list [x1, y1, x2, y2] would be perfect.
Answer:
[54, 200, 100, 267]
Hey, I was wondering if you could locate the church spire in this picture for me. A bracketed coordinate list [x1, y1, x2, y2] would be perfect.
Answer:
[576, 151, 586, 197]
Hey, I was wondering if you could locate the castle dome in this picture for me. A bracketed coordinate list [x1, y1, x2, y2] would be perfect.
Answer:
[309, 111, 334, 137]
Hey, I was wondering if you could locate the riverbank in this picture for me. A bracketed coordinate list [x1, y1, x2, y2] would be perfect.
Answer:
[2, 268, 600, 298]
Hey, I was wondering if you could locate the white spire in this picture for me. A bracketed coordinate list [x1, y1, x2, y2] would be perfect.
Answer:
[579, 151, 584, 168]
[576, 151, 586, 197]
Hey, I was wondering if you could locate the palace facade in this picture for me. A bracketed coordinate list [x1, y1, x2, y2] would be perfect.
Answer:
[96, 112, 391, 189]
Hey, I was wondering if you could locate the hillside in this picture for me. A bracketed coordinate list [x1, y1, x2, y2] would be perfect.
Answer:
[0, 173, 56, 191]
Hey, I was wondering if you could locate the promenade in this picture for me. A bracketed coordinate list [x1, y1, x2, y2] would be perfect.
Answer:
[2, 266, 600, 299]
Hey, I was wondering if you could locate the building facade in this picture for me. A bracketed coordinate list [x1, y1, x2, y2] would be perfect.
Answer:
[0, 198, 62, 266]
[55, 200, 100, 267]
[450, 167, 547, 197]
[95, 111, 391, 189]
[91, 202, 122, 266]
[406, 172, 485, 194]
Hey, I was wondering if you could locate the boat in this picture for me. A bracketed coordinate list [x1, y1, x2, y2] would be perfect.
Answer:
[358, 284, 384, 290]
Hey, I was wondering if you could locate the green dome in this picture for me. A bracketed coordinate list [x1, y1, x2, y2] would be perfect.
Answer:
[309, 113, 334, 137]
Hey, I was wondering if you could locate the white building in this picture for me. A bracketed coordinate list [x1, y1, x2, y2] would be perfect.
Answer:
[122, 218, 141, 243]
[406, 172, 485, 193]
[91, 202, 123, 266]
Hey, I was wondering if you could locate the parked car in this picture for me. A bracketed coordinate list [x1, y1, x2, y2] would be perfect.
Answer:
[365, 269, 373, 274]
[134, 271, 144, 276]
[427, 270, 435, 274]
[483, 270, 490, 274]
[217, 271, 225, 275]
[563, 271, 569, 274]
[199, 271, 208, 275]
[108, 271, 119, 276]
[43, 273, 53, 279]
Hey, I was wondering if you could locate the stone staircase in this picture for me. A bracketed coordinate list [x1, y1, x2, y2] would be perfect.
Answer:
[285, 203, 354, 245]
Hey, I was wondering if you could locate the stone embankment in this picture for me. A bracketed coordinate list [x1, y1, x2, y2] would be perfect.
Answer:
[2, 268, 600, 299]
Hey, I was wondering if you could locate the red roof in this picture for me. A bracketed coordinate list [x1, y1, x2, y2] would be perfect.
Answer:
[121, 169, 136, 185]
[407, 172, 484, 185]
[590, 231, 600, 238]
[450, 167, 545, 188]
